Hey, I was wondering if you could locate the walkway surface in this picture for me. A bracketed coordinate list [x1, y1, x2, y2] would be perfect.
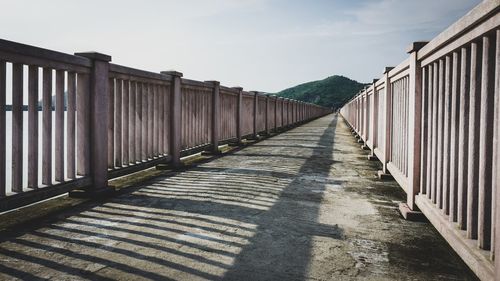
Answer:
[0, 114, 477, 281]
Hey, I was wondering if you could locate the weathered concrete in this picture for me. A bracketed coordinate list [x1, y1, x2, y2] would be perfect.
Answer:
[0, 114, 477, 280]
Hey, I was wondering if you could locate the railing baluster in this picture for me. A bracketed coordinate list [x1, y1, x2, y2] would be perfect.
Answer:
[449, 51, 461, 222]
[115, 79, 122, 167]
[76, 73, 90, 176]
[0, 61, 5, 197]
[157, 84, 163, 155]
[163, 86, 172, 154]
[467, 41, 482, 240]
[437, 59, 445, 209]
[431, 61, 439, 204]
[108, 78, 115, 169]
[67, 72, 76, 179]
[122, 80, 129, 165]
[42, 68, 52, 185]
[478, 34, 495, 250]
[457, 46, 470, 230]
[443, 55, 452, 214]
[420, 67, 428, 195]
[141, 82, 147, 160]
[12, 63, 23, 192]
[28, 65, 39, 188]
[129, 81, 136, 163]
[148, 83, 153, 159]
[55, 70, 64, 182]
[154, 84, 159, 157]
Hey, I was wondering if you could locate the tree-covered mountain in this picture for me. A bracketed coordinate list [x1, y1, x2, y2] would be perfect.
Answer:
[275, 75, 367, 109]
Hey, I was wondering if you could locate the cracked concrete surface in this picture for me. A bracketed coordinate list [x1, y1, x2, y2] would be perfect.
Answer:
[0, 114, 477, 280]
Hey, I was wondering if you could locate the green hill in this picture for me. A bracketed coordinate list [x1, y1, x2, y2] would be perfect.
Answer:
[275, 75, 367, 109]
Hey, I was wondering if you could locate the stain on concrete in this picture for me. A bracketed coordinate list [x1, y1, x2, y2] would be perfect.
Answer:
[0, 114, 478, 280]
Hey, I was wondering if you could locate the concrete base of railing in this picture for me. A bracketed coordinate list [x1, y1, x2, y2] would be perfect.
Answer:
[201, 149, 223, 156]
[227, 141, 246, 147]
[398, 202, 425, 222]
[69, 187, 117, 199]
[361, 144, 370, 150]
[377, 170, 393, 180]
[367, 155, 378, 161]
[155, 162, 186, 171]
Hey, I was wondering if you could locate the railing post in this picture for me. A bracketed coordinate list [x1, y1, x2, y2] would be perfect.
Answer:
[280, 97, 285, 129]
[494, 28, 500, 280]
[368, 79, 377, 159]
[400, 41, 427, 218]
[274, 96, 278, 132]
[205, 80, 221, 154]
[72, 52, 112, 196]
[162, 71, 183, 167]
[378, 67, 394, 179]
[234, 87, 243, 144]
[265, 95, 270, 135]
[252, 91, 258, 138]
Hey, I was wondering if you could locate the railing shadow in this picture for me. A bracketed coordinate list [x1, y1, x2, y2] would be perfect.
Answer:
[0, 115, 340, 280]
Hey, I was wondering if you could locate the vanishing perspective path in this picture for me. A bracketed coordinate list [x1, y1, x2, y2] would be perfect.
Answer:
[0, 114, 477, 280]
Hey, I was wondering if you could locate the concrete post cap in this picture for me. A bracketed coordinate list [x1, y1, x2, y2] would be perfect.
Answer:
[406, 41, 428, 53]
[204, 80, 220, 85]
[384, 67, 394, 74]
[161, 70, 183, 77]
[74, 52, 111, 62]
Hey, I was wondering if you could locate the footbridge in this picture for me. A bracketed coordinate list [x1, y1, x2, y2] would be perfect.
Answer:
[0, 0, 499, 280]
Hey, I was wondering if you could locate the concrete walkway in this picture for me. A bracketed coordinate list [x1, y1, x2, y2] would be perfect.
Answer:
[0, 114, 477, 281]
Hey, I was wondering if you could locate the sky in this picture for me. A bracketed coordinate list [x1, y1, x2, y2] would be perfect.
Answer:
[0, 0, 482, 93]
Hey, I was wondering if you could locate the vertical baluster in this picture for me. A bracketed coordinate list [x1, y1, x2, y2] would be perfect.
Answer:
[181, 89, 185, 149]
[76, 73, 90, 176]
[156, 84, 161, 156]
[12, 63, 23, 192]
[67, 72, 76, 179]
[443, 56, 452, 214]
[431, 62, 439, 204]
[467, 41, 482, 239]
[164, 85, 169, 154]
[449, 51, 461, 222]
[436, 59, 445, 208]
[194, 90, 199, 145]
[42, 68, 52, 185]
[403, 79, 407, 174]
[148, 83, 153, 158]
[420, 67, 428, 195]
[28, 66, 39, 188]
[158, 84, 163, 155]
[136, 82, 142, 162]
[397, 82, 401, 169]
[0, 61, 5, 196]
[142, 83, 148, 160]
[478, 34, 495, 250]
[129, 81, 136, 164]
[108, 78, 114, 169]
[458, 47, 470, 229]
[114, 79, 122, 167]
[55, 70, 64, 182]
[122, 80, 129, 165]
[492, 29, 500, 264]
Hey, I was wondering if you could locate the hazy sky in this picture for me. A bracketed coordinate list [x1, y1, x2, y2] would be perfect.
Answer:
[0, 0, 481, 92]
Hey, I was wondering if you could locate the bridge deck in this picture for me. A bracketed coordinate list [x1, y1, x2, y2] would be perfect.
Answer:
[0, 114, 476, 280]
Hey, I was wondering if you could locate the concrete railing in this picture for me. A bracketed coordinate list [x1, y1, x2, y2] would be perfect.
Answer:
[340, 1, 499, 280]
[0, 39, 331, 211]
